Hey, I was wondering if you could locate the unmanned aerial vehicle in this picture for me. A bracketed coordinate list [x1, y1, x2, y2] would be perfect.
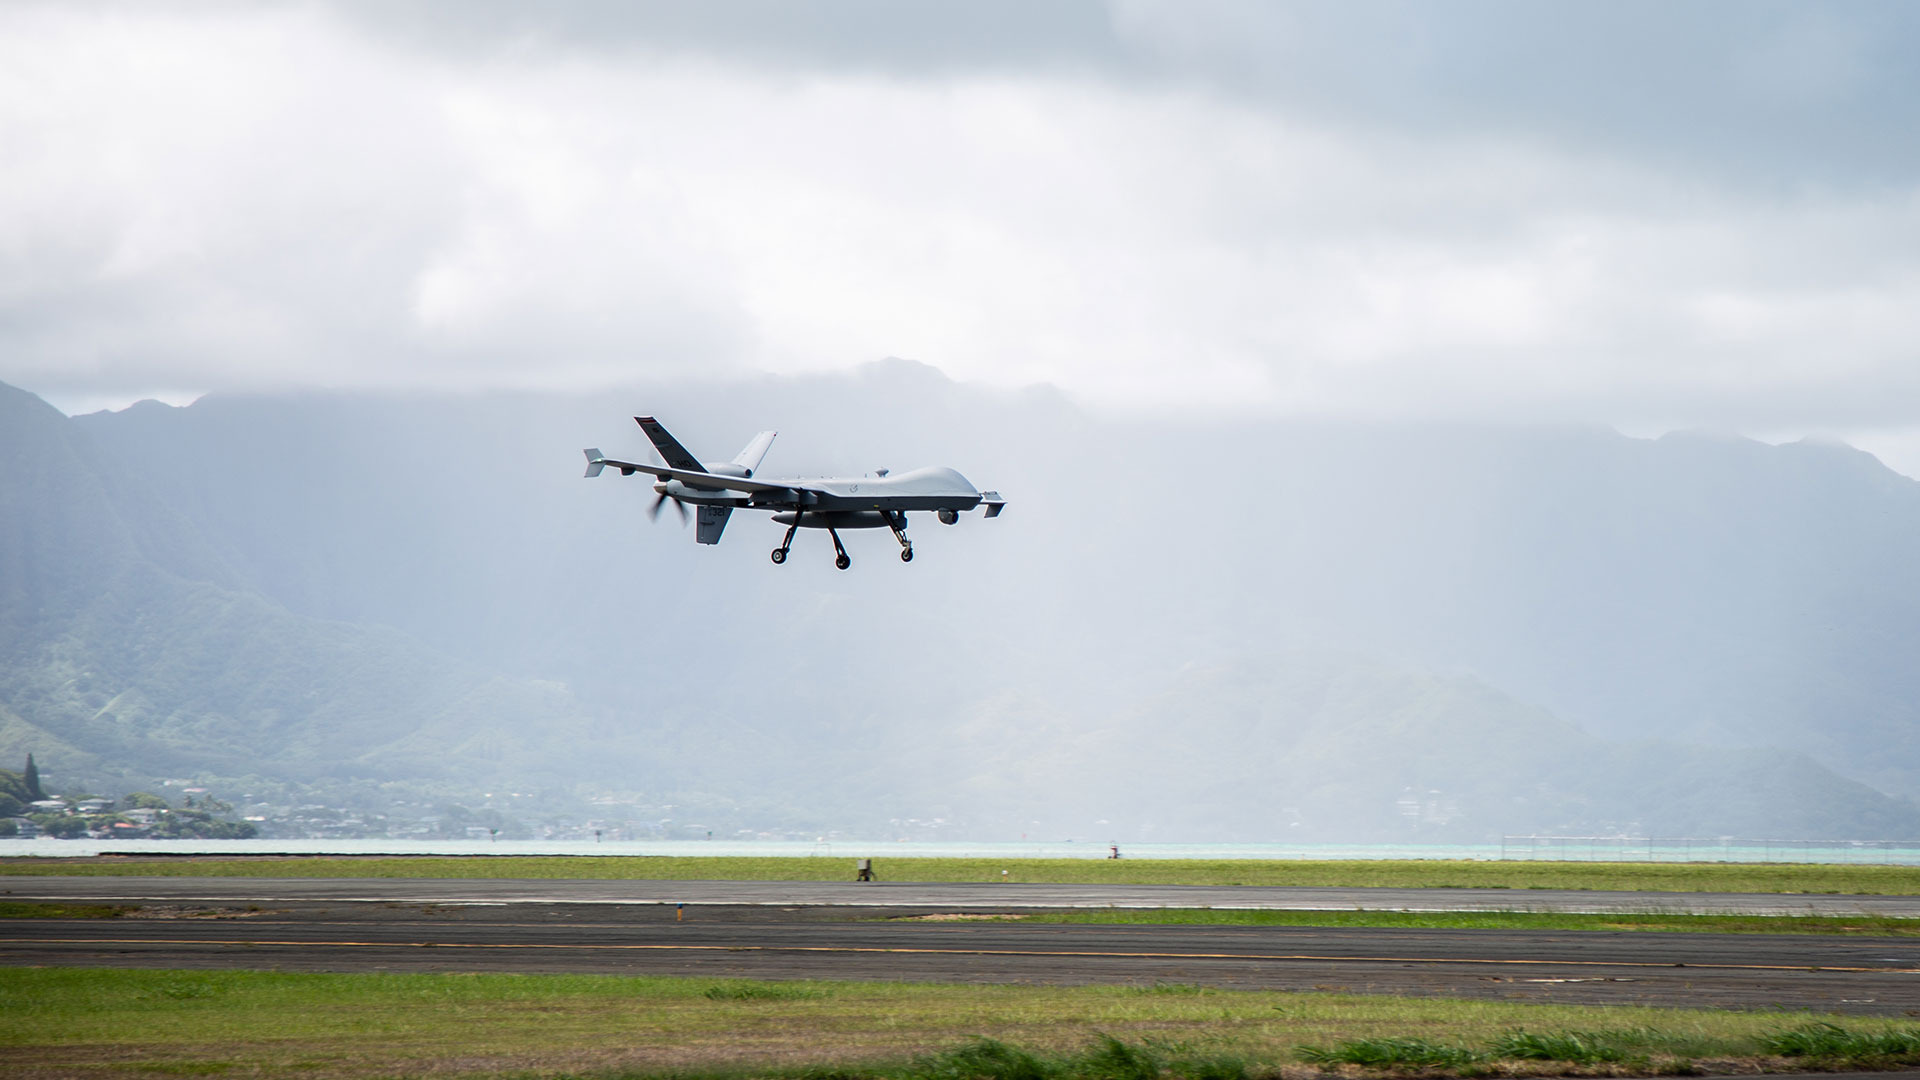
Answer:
[584, 417, 1004, 569]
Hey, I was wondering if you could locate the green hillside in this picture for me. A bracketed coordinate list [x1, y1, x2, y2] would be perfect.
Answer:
[0, 382, 616, 799]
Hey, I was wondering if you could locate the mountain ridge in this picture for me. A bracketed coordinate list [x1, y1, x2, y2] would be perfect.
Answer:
[6, 375, 1919, 839]
[0, 381, 620, 798]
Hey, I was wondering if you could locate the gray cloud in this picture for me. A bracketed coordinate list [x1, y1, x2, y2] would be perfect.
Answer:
[1123, 1, 1920, 187]
[4, 0, 1920, 474]
[341, 0, 1920, 187]
[346, 0, 1121, 73]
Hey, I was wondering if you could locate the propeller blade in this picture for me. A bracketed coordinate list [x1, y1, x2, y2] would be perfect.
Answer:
[673, 498, 690, 525]
[648, 493, 668, 521]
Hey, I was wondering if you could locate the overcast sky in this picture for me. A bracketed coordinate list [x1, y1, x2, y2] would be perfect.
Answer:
[6, 1, 1920, 472]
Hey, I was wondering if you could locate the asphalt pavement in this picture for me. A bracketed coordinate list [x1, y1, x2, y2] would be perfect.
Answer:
[3, 878, 1918, 1015]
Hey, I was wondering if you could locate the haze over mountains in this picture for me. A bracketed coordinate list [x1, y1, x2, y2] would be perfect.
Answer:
[4, 361, 1919, 841]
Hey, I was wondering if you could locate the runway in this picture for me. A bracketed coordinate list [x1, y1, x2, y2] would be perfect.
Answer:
[3, 878, 1919, 1015]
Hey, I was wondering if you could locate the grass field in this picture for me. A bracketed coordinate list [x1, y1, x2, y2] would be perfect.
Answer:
[6, 855, 1920, 894]
[6, 967, 1919, 1079]
[1001, 907, 1920, 935]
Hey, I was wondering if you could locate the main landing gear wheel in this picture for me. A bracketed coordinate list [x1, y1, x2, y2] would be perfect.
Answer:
[885, 511, 914, 565]
[772, 521, 798, 566]
[827, 526, 851, 570]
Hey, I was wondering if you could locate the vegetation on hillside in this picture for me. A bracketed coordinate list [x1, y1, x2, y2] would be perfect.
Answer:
[0, 766, 256, 839]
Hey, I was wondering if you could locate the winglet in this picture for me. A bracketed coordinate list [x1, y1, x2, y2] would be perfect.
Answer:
[583, 449, 606, 478]
[981, 491, 1006, 518]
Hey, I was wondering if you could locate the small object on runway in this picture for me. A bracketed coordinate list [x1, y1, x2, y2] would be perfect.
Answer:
[856, 859, 875, 882]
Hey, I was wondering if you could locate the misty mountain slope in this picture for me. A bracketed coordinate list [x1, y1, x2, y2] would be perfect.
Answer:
[73, 368, 1920, 807]
[0, 383, 238, 640]
[69, 365, 1069, 692]
[0, 382, 618, 790]
[26, 365, 1920, 838]
[915, 651, 1919, 841]
[0, 698, 89, 776]
[68, 369, 1094, 774]
[1015, 419, 1920, 800]
[1421, 431, 1920, 773]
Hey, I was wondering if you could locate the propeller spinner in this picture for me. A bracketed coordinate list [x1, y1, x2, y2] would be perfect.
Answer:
[648, 484, 691, 524]
[645, 442, 691, 525]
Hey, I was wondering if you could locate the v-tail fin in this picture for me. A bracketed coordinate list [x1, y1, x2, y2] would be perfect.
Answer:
[633, 416, 703, 471]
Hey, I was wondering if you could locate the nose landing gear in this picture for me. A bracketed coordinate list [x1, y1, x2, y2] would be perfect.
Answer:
[887, 512, 913, 563]
[828, 527, 851, 571]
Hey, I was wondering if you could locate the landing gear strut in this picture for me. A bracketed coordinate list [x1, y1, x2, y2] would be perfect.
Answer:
[770, 522, 798, 564]
[828, 527, 851, 570]
[886, 512, 913, 563]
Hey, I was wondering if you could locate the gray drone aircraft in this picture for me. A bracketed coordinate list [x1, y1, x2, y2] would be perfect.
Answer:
[584, 417, 1004, 569]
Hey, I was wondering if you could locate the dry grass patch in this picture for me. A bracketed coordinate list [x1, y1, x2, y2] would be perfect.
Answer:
[0, 900, 133, 919]
[894, 913, 1030, 922]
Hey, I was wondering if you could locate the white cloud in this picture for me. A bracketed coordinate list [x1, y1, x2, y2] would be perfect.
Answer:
[0, 5, 464, 389]
[5, 2, 1920, 470]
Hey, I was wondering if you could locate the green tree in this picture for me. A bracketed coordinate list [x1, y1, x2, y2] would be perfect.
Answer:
[33, 815, 85, 839]
[23, 754, 43, 800]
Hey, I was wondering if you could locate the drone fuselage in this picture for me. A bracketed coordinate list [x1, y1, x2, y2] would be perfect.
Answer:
[586, 418, 1003, 569]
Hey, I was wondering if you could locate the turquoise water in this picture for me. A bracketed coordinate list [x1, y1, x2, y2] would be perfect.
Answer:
[3, 837, 1918, 864]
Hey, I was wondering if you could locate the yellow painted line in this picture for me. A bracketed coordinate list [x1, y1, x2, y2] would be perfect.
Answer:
[6, 938, 1920, 975]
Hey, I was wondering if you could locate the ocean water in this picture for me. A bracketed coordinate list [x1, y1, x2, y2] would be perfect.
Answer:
[2, 837, 1918, 864]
